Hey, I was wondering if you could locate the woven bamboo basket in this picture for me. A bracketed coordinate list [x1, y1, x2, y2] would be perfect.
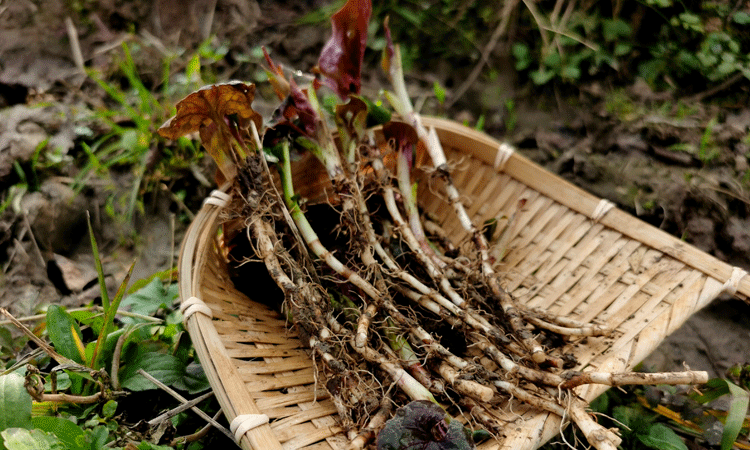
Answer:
[178, 116, 750, 450]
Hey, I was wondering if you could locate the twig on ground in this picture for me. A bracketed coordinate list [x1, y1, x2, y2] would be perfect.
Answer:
[149, 391, 215, 426]
[446, 0, 518, 109]
[171, 409, 223, 447]
[136, 369, 235, 442]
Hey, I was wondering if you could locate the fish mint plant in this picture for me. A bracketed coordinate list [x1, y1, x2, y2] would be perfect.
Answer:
[158, 0, 712, 449]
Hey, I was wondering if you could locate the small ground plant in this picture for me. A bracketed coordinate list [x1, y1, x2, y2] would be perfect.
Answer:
[0, 221, 221, 449]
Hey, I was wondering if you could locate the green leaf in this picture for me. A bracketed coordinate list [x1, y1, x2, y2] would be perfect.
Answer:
[693, 377, 731, 404]
[119, 352, 185, 391]
[530, 67, 555, 85]
[733, 11, 750, 25]
[512, 43, 531, 70]
[561, 65, 581, 80]
[44, 371, 71, 392]
[1, 428, 66, 450]
[722, 380, 749, 450]
[602, 19, 632, 41]
[85, 425, 110, 449]
[86, 212, 109, 311]
[637, 423, 687, 450]
[433, 81, 446, 105]
[46, 305, 85, 364]
[0, 374, 32, 432]
[170, 362, 210, 395]
[186, 53, 202, 84]
[31, 417, 87, 450]
[102, 400, 118, 419]
[119, 279, 178, 324]
[91, 260, 136, 370]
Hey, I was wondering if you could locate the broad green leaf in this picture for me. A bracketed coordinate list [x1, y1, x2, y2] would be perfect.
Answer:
[136, 442, 173, 450]
[1, 428, 66, 450]
[31, 417, 86, 450]
[722, 380, 749, 450]
[637, 423, 687, 450]
[119, 352, 184, 391]
[512, 43, 531, 70]
[0, 374, 32, 431]
[613, 405, 654, 435]
[102, 400, 118, 419]
[170, 361, 211, 395]
[602, 18, 632, 42]
[119, 279, 178, 324]
[693, 377, 730, 404]
[44, 371, 71, 392]
[733, 11, 750, 25]
[46, 305, 85, 364]
[84, 425, 110, 449]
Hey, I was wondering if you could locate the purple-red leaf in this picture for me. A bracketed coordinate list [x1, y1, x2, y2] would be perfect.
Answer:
[335, 96, 368, 144]
[316, 0, 372, 99]
[381, 16, 395, 76]
[158, 82, 262, 184]
[383, 121, 418, 168]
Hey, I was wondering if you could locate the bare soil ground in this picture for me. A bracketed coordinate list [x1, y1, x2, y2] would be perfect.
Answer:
[1, 0, 748, 386]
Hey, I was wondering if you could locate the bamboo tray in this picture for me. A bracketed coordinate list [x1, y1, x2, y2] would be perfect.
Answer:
[178, 116, 750, 450]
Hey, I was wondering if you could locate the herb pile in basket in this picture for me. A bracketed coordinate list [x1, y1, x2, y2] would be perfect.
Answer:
[159, 1, 708, 449]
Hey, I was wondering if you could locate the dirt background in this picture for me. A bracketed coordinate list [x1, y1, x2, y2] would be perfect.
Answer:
[1, 0, 749, 379]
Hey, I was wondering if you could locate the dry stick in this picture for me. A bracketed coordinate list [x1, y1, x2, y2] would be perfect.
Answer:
[445, 0, 518, 109]
[136, 369, 235, 442]
[0, 306, 161, 326]
[149, 391, 215, 426]
[171, 409, 223, 447]
[111, 324, 148, 390]
[560, 370, 709, 390]
[0, 308, 81, 368]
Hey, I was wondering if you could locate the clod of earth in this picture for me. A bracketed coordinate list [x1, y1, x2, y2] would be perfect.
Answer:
[160, 1, 709, 449]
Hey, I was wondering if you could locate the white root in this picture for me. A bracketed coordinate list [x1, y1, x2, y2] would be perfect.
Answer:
[437, 362, 495, 403]
[569, 397, 622, 450]
[561, 370, 709, 389]
[346, 397, 393, 450]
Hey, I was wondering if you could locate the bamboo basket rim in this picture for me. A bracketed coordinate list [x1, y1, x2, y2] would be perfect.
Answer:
[178, 116, 749, 450]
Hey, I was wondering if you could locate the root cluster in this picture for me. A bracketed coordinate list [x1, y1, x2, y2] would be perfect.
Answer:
[217, 119, 705, 450]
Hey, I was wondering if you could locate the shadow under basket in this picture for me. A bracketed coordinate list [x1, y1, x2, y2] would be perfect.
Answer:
[178, 117, 750, 450]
